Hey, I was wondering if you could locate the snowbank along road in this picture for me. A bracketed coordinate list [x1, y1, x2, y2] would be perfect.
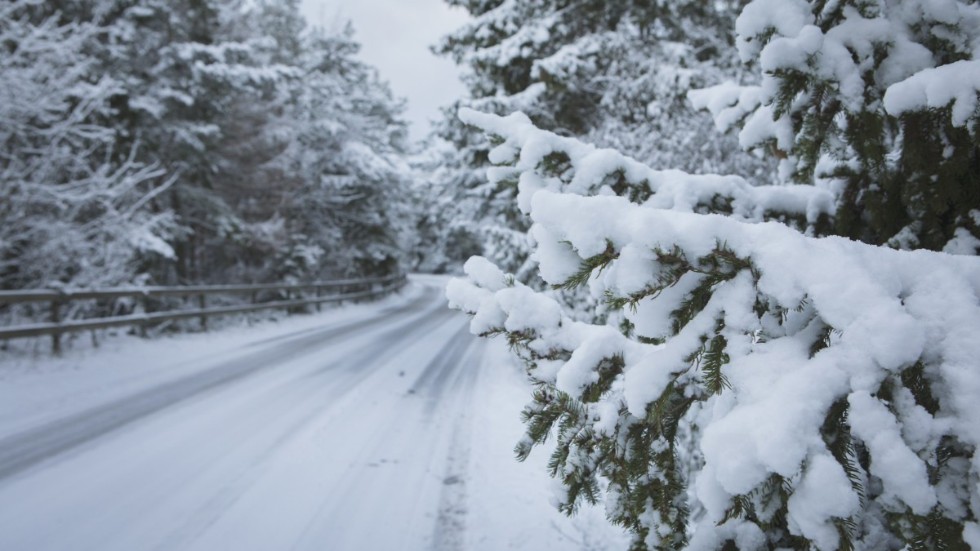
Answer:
[0, 276, 625, 551]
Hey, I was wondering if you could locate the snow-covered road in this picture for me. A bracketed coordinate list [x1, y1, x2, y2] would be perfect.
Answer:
[0, 277, 624, 551]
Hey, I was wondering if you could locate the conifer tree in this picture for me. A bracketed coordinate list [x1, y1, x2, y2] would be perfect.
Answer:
[2, 0, 412, 301]
[447, 2, 980, 550]
[0, 0, 174, 291]
[273, 23, 411, 279]
[421, 0, 771, 276]
[692, 0, 980, 253]
[103, 0, 296, 283]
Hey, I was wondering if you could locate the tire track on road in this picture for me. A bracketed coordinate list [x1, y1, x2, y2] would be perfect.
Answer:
[148, 304, 466, 551]
[409, 323, 479, 415]
[428, 338, 486, 551]
[283, 322, 481, 551]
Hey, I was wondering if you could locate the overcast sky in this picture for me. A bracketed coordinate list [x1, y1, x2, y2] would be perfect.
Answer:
[300, 0, 471, 141]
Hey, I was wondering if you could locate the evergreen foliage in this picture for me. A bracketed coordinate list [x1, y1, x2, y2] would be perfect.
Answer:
[446, 0, 980, 543]
[691, 0, 980, 253]
[0, 0, 176, 290]
[0, 0, 411, 297]
[416, 0, 774, 277]
[449, 108, 980, 550]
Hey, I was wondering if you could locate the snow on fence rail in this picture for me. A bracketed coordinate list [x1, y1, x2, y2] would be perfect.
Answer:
[0, 274, 407, 354]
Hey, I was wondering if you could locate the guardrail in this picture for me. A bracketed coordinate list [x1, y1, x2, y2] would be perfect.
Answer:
[0, 274, 407, 354]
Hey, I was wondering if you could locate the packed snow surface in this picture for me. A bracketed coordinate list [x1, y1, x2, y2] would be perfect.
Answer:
[0, 276, 626, 551]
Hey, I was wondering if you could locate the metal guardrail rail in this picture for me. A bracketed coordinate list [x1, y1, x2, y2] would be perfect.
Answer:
[0, 274, 407, 354]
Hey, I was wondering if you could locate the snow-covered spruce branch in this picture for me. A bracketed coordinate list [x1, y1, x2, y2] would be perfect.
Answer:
[687, 0, 980, 254]
[463, 109, 835, 234]
[447, 111, 980, 550]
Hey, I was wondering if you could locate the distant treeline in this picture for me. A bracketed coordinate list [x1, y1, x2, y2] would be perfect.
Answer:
[1, 0, 411, 291]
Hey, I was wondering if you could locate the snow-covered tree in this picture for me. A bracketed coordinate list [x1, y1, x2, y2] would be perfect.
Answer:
[420, 0, 773, 276]
[0, 1, 175, 291]
[690, 0, 980, 252]
[439, 0, 747, 137]
[449, 110, 980, 551]
[413, 113, 534, 276]
[446, 2, 980, 549]
[267, 22, 411, 279]
[4, 0, 411, 293]
[410, 136, 490, 274]
[95, 0, 299, 283]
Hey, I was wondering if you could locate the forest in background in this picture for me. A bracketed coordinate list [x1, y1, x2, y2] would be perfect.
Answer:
[6, 0, 978, 289]
[2, 0, 409, 294]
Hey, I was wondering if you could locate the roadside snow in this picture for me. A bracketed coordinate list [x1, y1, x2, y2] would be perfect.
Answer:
[0, 275, 628, 550]
[0, 283, 427, 440]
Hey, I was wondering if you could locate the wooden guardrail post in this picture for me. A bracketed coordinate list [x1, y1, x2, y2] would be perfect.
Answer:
[51, 295, 63, 355]
[139, 292, 148, 338]
[198, 294, 207, 331]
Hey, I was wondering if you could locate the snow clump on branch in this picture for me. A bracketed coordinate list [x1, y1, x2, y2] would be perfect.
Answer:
[448, 108, 980, 550]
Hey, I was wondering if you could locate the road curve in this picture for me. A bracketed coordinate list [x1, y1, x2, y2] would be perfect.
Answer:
[0, 279, 485, 551]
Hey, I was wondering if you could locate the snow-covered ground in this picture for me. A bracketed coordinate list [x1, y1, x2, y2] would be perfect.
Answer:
[0, 275, 626, 551]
